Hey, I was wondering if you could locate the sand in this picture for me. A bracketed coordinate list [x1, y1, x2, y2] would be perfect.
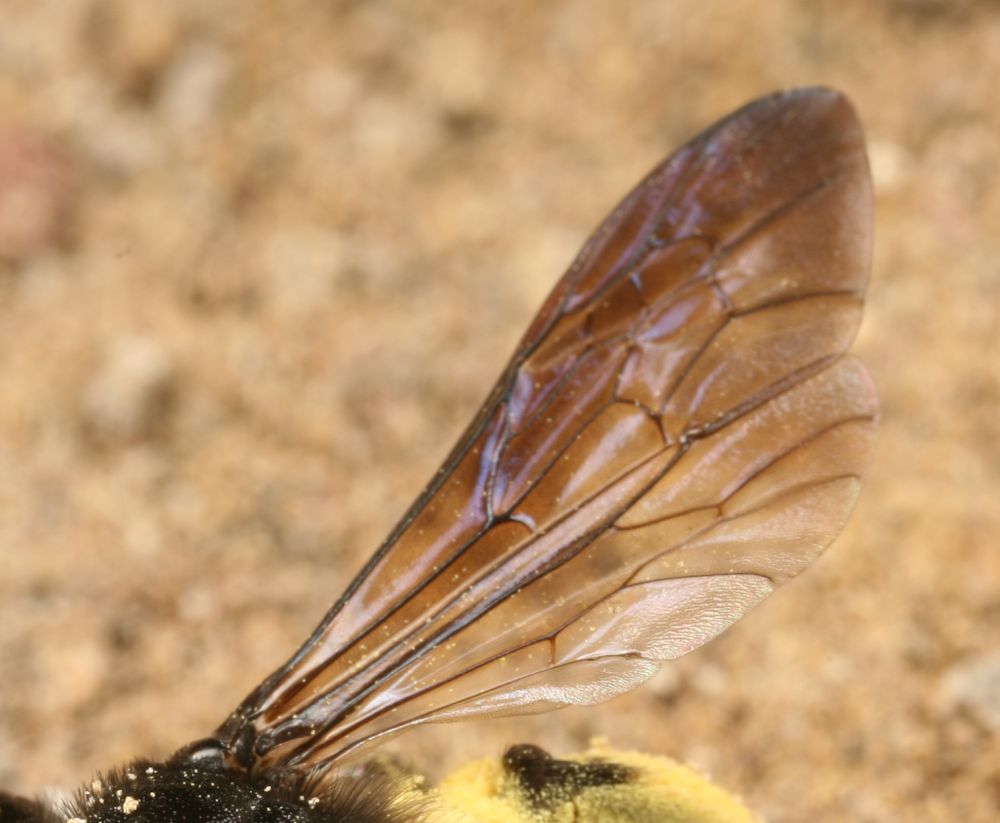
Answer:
[1, 2, 998, 821]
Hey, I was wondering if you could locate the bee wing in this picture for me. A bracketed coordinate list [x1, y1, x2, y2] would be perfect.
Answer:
[218, 87, 878, 772]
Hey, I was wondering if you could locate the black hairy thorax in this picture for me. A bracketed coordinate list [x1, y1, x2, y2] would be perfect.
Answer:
[0, 748, 423, 823]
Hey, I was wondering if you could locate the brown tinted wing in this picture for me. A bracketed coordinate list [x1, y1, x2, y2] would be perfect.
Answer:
[218, 87, 877, 772]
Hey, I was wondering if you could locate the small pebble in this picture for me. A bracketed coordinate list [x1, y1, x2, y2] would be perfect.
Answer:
[941, 651, 1000, 732]
[0, 128, 74, 264]
[81, 335, 177, 443]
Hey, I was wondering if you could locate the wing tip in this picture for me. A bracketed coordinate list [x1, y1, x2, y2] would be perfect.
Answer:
[713, 85, 866, 150]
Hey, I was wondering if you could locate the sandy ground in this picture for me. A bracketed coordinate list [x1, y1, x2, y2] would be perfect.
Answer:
[0, 2, 998, 821]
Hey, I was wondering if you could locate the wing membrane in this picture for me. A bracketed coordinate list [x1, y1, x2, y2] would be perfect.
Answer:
[217, 87, 877, 772]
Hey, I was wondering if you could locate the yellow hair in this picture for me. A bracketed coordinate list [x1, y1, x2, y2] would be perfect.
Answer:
[423, 741, 758, 823]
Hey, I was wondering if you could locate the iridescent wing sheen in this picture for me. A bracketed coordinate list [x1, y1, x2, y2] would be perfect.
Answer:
[217, 87, 878, 773]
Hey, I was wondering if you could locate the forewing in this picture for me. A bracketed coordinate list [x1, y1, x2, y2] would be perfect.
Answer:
[218, 87, 877, 772]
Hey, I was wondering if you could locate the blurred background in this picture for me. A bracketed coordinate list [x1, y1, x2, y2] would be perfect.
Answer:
[0, 1, 997, 821]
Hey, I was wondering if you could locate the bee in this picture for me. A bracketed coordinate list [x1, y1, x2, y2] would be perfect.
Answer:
[0, 86, 877, 823]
